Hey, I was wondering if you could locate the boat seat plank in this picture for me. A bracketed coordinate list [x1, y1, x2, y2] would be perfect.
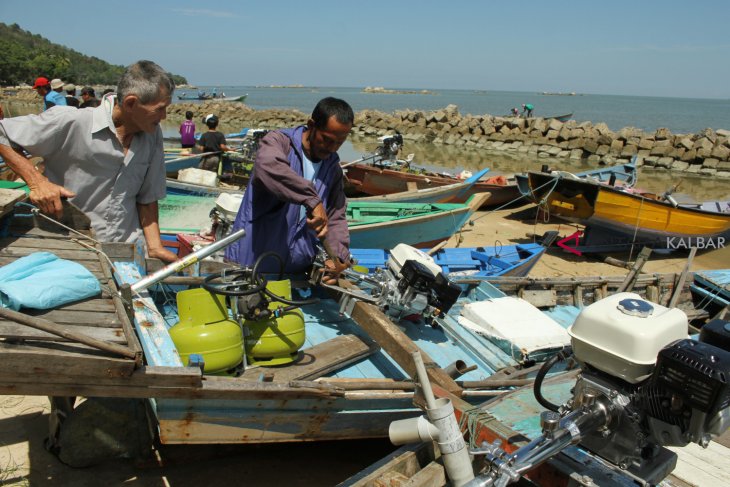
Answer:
[0, 322, 125, 343]
[0, 340, 136, 378]
[241, 334, 379, 382]
[22, 308, 121, 327]
[0, 246, 101, 261]
[0, 189, 27, 219]
[0, 236, 100, 251]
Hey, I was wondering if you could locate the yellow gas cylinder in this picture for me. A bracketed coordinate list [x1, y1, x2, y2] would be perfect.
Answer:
[169, 288, 243, 375]
[244, 279, 306, 366]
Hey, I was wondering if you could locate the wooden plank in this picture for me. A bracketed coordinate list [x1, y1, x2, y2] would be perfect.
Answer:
[0, 246, 101, 261]
[6, 365, 202, 388]
[0, 340, 136, 378]
[403, 461, 445, 487]
[0, 235, 99, 251]
[23, 308, 121, 326]
[0, 307, 136, 359]
[0, 375, 342, 400]
[520, 289, 557, 308]
[0, 188, 27, 218]
[669, 247, 697, 308]
[617, 246, 652, 292]
[0, 322, 125, 342]
[668, 441, 730, 487]
[242, 334, 379, 382]
[337, 281, 462, 396]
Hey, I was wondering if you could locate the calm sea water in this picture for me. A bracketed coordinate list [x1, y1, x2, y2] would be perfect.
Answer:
[182, 86, 730, 134]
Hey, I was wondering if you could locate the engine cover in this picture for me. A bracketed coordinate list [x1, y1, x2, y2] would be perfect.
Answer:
[568, 293, 688, 383]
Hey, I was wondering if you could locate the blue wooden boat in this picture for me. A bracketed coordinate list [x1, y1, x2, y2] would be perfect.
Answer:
[350, 241, 545, 279]
[515, 156, 638, 203]
[348, 193, 489, 248]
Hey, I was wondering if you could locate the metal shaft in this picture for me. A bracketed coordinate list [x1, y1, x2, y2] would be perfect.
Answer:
[131, 229, 245, 293]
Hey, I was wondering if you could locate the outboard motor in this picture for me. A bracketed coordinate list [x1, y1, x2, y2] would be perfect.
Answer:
[468, 294, 730, 487]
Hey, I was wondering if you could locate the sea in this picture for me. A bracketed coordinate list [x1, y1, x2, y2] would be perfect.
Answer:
[180, 86, 730, 134]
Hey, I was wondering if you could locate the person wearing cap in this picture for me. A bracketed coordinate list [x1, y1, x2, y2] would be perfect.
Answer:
[32, 77, 67, 111]
[79, 86, 100, 108]
[64, 84, 80, 108]
[225, 97, 353, 284]
[0, 60, 178, 263]
[196, 113, 236, 171]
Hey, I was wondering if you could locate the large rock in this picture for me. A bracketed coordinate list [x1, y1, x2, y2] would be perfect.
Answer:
[711, 144, 730, 160]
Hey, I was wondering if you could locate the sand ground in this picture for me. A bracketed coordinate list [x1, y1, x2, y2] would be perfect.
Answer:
[1, 204, 727, 486]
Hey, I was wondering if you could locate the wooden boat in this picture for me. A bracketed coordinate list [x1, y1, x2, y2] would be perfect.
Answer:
[159, 192, 489, 249]
[350, 240, 546, 279]
[347, 193, 490, 248]
[164, 151, 216, 176]
[0, 188, 577, 452]
[515, 157, 638, 203]
[353, 168, 490, 204]
[520, 167, 730, 252]
[164, 166, 489, 204]
[344, 163, 521, 208]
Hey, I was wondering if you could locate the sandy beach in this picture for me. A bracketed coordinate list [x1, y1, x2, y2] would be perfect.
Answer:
[1, 202, 726, 487]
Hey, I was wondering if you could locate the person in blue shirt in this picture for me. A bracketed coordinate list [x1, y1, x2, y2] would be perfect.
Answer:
[32, 77, 67, 111]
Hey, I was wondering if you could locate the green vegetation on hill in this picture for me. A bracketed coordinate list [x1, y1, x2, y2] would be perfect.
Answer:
[0, 23, 187, 87]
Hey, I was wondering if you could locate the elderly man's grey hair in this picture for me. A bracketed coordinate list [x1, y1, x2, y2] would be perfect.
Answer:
[116, 60, 175, 104]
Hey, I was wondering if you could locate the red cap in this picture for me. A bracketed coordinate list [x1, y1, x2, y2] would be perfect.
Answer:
[32, 77, 49, 89]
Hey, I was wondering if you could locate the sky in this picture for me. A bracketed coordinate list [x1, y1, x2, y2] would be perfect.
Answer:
[2, 0, 729, 99]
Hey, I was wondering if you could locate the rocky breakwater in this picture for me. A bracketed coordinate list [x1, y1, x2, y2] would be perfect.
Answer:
[167, 101, 730, 178]
[352, 104, 730, 178]
[167, 101, 309, 133]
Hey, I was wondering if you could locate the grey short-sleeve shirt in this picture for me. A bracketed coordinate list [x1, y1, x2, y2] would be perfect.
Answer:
[0, 95, 166, 243]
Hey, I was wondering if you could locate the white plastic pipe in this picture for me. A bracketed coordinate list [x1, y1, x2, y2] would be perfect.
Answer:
[389, 415, 440, 445]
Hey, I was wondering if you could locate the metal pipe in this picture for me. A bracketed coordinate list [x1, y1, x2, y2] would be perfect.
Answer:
[444, 360, 477, 379]
[131, 229, 245, 293]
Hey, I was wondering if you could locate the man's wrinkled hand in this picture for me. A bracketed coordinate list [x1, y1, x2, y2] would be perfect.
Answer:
[28, 180, 76, 219]
[322, 257, 350, 285]
[306, 202, 329, 239]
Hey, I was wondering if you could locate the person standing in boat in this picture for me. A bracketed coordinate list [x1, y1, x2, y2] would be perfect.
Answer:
[521, 103, 534, 117]
[180, 110, 196, 149]
[196, 114, 236, 171]
[0, 60, 178, 263]
[225, 97, 353, 284]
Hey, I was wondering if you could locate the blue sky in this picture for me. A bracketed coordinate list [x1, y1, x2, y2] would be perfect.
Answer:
[2, 0, 729, 98]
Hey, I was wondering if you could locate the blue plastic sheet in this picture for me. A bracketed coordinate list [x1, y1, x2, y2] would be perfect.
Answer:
[0, 252, 101, 310]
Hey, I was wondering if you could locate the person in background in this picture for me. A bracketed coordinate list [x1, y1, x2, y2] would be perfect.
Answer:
[0, 60, 178, 263]
[196, 114, 235, 171]
[179, 110, 196, 148]
[79, 87, 100, 108]
[64, 84, 80, 108]
[521, 103, 534, 117]
[32, 77, 67, 110]
[102, 88, 114, 96]
[510, 107, 519, 117]
[225, 97, 353, 284]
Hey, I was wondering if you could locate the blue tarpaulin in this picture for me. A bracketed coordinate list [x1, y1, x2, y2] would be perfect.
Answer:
[0, 252, 101, 310]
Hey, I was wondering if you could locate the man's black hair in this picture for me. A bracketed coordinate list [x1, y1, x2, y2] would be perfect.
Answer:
[311, 97, 354, 129]
[185, 110, 193, 119]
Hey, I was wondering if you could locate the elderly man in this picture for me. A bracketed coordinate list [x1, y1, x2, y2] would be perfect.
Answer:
[0, 60, 177, 262]
[225, 97, 353, 283]
[32, 77, 67, 110]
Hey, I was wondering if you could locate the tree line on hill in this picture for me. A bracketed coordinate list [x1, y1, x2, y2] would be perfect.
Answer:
[0, 23, 187, 87]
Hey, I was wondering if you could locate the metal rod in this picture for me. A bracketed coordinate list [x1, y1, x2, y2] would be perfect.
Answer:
[131, 229, 245, 293]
